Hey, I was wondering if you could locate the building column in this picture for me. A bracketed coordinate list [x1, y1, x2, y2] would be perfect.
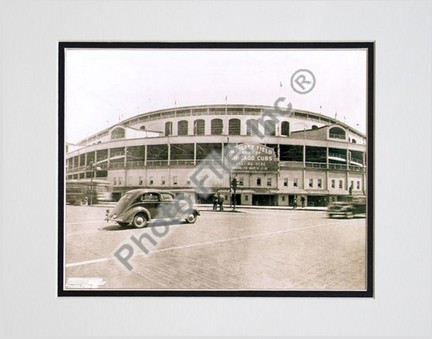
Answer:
[107, 149, 111, 168]
[303, 144, 306, 166]
[124, 146, 127, 168]
[346, 171, 350, 193]
[326, 170, 329, 191]
[193, 142, 197, 166]
[326, 147, 329, 169]
[144, 145, 147, 167]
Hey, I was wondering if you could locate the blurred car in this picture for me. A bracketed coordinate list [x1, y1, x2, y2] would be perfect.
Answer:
[105, 189, 200, 228]
[327, 196, 366, 219]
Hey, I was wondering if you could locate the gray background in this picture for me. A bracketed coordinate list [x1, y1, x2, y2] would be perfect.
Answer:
[0, 0, 431, 336]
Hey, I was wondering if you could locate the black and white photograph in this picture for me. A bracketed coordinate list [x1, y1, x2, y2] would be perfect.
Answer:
[59, 42, 374, 296]
[2, 0, 432, 336]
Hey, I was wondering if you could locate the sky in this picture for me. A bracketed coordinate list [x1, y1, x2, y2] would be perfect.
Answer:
[65, 48, 368, 143]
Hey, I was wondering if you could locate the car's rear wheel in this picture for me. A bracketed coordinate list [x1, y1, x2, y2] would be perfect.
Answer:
[185, 212, 197, 224]
[133, 213, 148, 228]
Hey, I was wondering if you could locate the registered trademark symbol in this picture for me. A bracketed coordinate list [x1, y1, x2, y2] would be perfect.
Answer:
[290, 69, 316, 94]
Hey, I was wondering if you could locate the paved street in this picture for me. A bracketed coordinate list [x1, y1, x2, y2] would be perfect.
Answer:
[64, 205, 367, 291]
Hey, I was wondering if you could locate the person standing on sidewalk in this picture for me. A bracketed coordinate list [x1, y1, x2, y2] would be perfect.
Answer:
[217, 192, 224, 211]
[212, 192, 219, 211]
[301, 196, 305, 208]
[293, 196, 297, 209]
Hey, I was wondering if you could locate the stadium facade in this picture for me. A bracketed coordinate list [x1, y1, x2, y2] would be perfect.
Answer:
[65, 104, 367, 207]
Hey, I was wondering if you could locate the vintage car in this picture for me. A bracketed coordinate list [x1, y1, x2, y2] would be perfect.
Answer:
[327, 196, 366, 219]
[105, 189, 200, 228]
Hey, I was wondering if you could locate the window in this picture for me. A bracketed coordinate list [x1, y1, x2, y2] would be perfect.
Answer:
[282, 195, 286, 202]
[161, 176, 166, 185]
[142, 193, 158, 201]
[339, 180, 343, 189]
[246, 119, 259, 136]
[281, 121, 290, 136]
[329, 126, 346, 140]
[267, 178, 272, 187]
[211, 118, 223, 135]
[257, 178, 262, 186]
[318, 179, 322, 188]
[165, 121, 173, 136]
[309, 179, 313, 188]
[160, 193, 173, 201]
[111, 127, 125, 140]
[173, 176, 178, 185]
[245, 195, 249, 201]
[228, 118, 241, 135]
[194, 119, 205, 135]
[293, 178, 298, 187]
[264, 120, 276, 136]
[139, 177, 143, 185]
[238, 177, 244, 186]
[284, 178, 288, 187]
[149, 176, 154, 185]
[178, 120, 188, 135]
[357, 181, 360, 189]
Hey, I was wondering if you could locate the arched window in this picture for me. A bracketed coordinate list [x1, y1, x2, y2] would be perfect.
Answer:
[211, 118, 223, 135]
[351, 138, 357, 144]
[165, 121, 173, 136]
[312, 125, 318, 130]
[246, 119, 259, 136]
[178, 120, 188, 136]
[111, 127, 125, 140]
[194, 119, 205, 135]
[256, 178, 262, 186]
[264, 120, 276, 136]
[281, 121, 290, 136]
[140, 125, 146, 130]
[228, 118, 241, 135]
[329, 127, 346, 140]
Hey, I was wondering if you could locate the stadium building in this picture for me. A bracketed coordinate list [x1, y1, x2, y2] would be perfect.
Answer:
[65, 104, 367, 207]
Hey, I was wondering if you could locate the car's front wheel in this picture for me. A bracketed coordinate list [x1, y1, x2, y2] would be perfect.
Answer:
[133, 213, 148, 228]
[185, 212, 197, 224]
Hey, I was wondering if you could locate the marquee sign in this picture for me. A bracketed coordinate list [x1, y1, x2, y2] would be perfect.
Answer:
[227, 144, 278, 172]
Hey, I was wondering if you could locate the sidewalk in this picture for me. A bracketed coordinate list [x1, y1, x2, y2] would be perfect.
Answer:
[94, 202, 326, 211]
[195, 204, 327, 212]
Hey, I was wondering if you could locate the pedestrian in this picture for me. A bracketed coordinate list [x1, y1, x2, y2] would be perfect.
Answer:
[218, 192, 224, 211]
[301, 196, 305, 208]
[212, 192, 219, 211]
[293, 196, 297, 209]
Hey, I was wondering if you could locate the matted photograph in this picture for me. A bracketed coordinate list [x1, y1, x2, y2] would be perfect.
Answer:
[58, 42, 374, 296]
